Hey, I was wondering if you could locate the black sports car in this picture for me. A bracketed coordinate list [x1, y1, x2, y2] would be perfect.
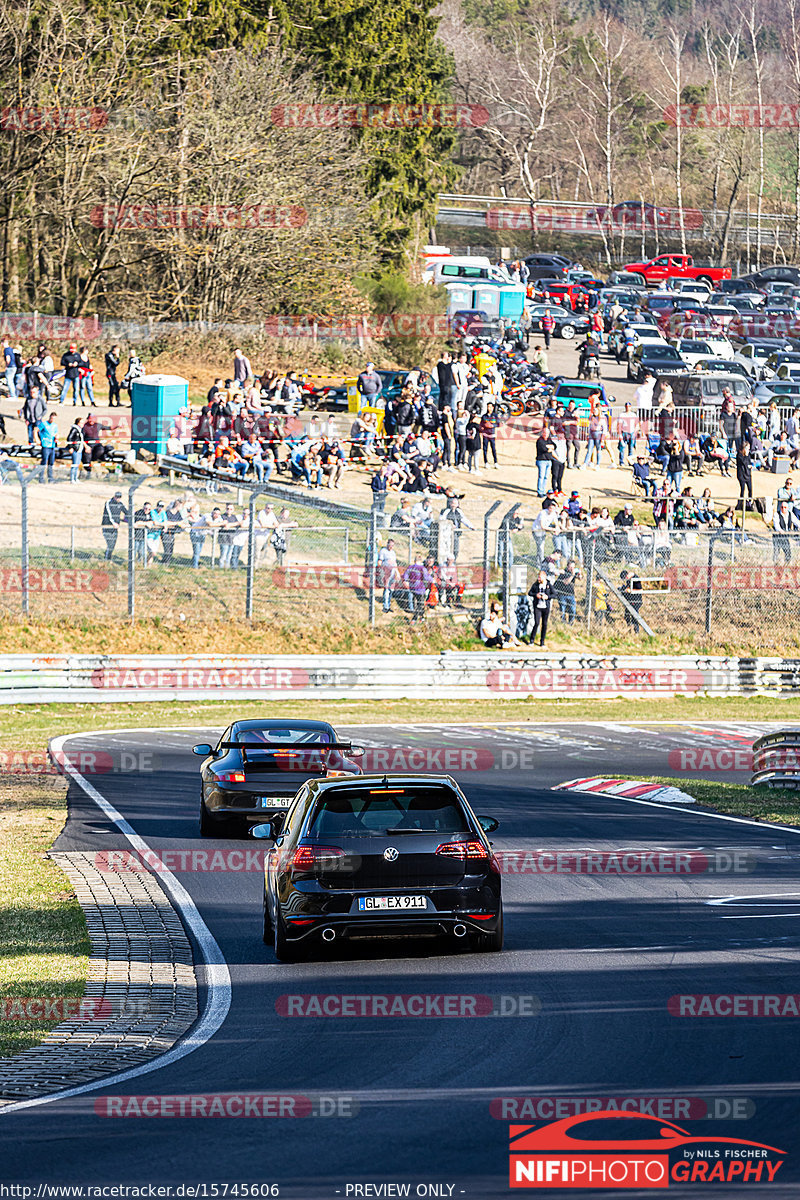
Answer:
[193, 719, 363, 837]
[256, 773, 503, 961]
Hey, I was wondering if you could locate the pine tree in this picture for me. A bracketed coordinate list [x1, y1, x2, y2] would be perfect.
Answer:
[273, 0, 458, 261]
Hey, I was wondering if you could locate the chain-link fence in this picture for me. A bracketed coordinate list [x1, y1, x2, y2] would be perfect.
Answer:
[2, 463, 800, 646]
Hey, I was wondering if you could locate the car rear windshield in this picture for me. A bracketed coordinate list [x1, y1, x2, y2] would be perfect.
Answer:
[308, 785, 470, 835]
[235, 727, 332, 746]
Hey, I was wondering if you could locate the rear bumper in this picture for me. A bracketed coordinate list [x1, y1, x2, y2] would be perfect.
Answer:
[283, 909, 501, 942]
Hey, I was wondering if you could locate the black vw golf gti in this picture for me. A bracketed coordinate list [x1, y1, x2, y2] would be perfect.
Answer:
[257, 773, 503, 960]
[194, 719, 362, 837]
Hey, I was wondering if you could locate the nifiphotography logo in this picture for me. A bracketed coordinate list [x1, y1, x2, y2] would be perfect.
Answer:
[508, 1111, 786, 1188]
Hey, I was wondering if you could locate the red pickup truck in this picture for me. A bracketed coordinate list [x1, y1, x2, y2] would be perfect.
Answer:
[622, 254, 732, 288]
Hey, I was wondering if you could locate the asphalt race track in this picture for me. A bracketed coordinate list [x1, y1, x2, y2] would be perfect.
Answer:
[2, 721, 800, 1197]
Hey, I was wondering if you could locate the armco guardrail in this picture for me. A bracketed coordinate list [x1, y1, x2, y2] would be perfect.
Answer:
[751, 729, 800, 787]
[0, 653, 794, 704]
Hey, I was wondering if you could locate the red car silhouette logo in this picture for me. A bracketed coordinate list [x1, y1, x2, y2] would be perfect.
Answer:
[510, 1110, 784, 1155]
[509, 1112, 785, 1189]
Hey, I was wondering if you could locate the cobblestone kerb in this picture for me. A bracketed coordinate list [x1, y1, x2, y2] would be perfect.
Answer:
[0, 852, 198, 1102]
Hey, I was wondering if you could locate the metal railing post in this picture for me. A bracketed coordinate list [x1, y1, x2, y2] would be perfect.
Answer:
[246, 486, 270, 619]
[586, 536, 597, 632]
[501, 503, 522, 624]
[127, 476, 146, 619]
[704, 532, 714, 634]
[483, 500, 502, 619]
[368, 508, 378, 626]
[12, 465, 28, 616]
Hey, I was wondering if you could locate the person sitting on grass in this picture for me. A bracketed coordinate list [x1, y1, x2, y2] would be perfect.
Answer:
[479, 600, 524, 648]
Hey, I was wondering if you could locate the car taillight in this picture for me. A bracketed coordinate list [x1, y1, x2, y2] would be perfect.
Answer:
[218, 772, 245, 783]
[435, 841, 490, 861]
[324, 769, 350, 778]
[290, 845, 344, 873]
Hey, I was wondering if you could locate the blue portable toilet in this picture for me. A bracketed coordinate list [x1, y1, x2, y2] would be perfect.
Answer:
[130, 374, 189, 455]
[445, 282, 474, 314]
[497, 284, 526, 319]
[472, 285, 501, 318]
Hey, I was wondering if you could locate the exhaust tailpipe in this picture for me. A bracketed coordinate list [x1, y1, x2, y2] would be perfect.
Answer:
[321, 927, 336, 942]
[453, 924, 467, 938]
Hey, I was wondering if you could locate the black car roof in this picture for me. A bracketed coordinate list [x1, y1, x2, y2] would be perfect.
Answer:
[231, 718, 337, 733]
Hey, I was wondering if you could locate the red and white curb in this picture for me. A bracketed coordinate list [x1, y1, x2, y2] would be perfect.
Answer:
[555, 777, 697, 805]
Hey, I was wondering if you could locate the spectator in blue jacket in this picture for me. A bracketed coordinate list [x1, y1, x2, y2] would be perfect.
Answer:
[37, 412, 58, 482]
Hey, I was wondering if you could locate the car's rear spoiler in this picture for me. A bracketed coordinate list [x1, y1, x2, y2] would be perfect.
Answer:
[217, 741, 356, 756]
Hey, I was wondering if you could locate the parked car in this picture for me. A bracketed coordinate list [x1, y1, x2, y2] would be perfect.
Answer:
[733, 339, 796, 378]
[761, 351, 800, 380]
[526, 304, 590, 340]
[628, 343, 689, 382]
[622, 253, 732, 288]
[740, 265, 800, 289]
[666, 372, 753, 405]
[695, 358, 752, 380]
[754, 379, 800, 403]
[668, 338, 716, 368]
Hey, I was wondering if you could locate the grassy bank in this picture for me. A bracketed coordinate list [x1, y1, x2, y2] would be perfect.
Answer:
[632, 776, 800, 827]
[1, 616, 799, 657]
[0, 774, 90, 1059]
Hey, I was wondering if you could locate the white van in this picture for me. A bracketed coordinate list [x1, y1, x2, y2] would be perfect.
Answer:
[423, 256, 512, 286]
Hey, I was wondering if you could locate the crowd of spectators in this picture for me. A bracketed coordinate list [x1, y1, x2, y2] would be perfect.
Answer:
[100, 492, 299, 569]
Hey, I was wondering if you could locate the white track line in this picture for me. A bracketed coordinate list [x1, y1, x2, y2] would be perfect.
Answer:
[0, 731, 232, 1115]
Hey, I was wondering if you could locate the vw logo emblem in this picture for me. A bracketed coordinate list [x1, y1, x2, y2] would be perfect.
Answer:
[383, 846, 399, 862]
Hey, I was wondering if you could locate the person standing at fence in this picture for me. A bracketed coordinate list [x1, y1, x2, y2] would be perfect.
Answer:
[465, 411, 481, 474]
[665, 438, 685, 492]
[105, 345, 122, 406]
[550, 425, 567, 494]
[59, 343, 81, 406]
[736, 441, 753, 505]
[101, 491, 127, 559]
[376, 538, 399, 612]
[454, 405, 469, 470]
[619, 569, 643, 628]
[271, 508, 297, 567]
[233, 349, 252, 389]
[3, 340, 16, 400]
[21, 386, 46, 445]
[218, 503, 240, 569]
[161, 498, 187, 565]
[582, 411, 604, 469]
[435, 351, 456, 418]
[615, 402, 638, 465]
[440, 495, 474, 559]
[553, 559, 579, 624]
[133, 500, 153, 564]
[402, 556, 432, 622]
[78, 347, 96, 407]
[66, 415, 84, 482]
[37, 412, 58, 482]
[535, 429, 552, 496]
[772, 500, 798, 564]
[479, 402, 499, 469]
[719, 393, 738, 460]
[528, 570, 553, 646]
[440, 405, 454, 470]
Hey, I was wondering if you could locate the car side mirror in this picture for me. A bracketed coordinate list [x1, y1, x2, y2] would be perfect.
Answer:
[349, 745, 365, 758]
[192, 744, 212, 756]
[268, 813, 286, 838]
[478, 815, 499, 834]
[249, 823, 274, 840]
